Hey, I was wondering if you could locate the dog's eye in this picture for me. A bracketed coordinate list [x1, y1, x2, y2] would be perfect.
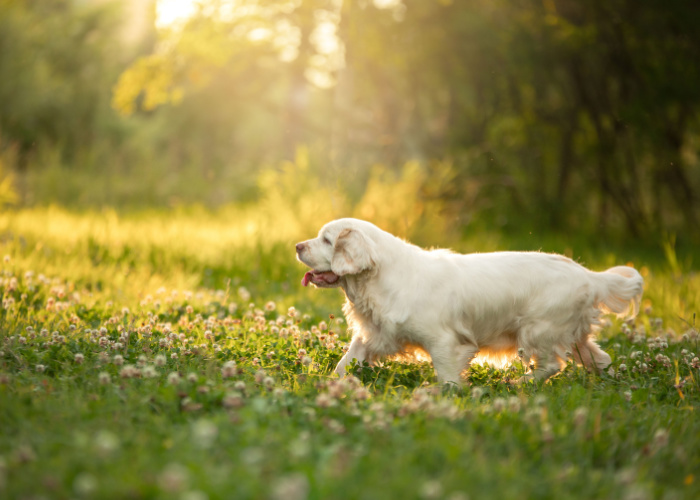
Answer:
[323, 237, 332, 245]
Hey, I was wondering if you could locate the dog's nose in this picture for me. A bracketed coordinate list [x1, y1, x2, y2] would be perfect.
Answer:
[295, 243, 305, 253]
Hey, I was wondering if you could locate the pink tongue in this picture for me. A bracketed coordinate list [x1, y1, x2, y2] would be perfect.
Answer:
[302, 271, 313, 287]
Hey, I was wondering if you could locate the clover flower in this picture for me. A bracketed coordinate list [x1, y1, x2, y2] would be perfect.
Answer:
[492, 397, 507, 412]
[120, 365, 140, 379]
[158, 463, 189, 493]
[270, 473, 309, 500]
[74, 353, 84, 364]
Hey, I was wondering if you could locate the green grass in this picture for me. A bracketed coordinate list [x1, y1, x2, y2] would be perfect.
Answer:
[1, 208, 699, 499]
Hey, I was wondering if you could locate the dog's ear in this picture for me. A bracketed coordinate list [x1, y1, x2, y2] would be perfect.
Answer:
[331, 228, 376, 276]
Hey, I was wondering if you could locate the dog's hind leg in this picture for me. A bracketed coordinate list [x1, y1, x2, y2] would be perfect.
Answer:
[572, 338, 611, 372]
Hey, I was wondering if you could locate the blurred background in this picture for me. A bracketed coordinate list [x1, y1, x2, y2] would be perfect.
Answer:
[1, 0, 699, 246]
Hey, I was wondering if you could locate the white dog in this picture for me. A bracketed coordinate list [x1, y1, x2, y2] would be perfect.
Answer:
[296, 218, 643, 384]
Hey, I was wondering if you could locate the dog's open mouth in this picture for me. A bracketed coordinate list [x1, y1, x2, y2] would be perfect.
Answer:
[302, 270, 340, 287]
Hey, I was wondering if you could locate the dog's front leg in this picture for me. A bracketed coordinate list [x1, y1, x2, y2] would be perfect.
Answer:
[334, 334, 368, 376]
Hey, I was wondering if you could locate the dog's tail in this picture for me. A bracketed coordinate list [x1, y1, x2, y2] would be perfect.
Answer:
[595, 265, 644, 318]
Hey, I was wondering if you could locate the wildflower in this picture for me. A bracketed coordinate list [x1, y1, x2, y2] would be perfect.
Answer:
[492, 397, 507, 412]
[507, 396, 521, 412]
[120, 365, 140, 379]
[265, 301, 276, 312]
[573, 407, 588, 427]
[234, 381, 246, 391]
[653, 428, 669, 449]
[541, 423, 554, 442]
[254, 370, 266, 383]
[618, 363, 627, 372]
[301, 356, 312, 366]
[470, 387, 484, 399]
[36, 364, 46, 373]
[237, 287, 251, 302]
[98, 372, 111, 385]
[187, 372, 198, 383]
[158, 463, 189, 493]
[221, 361, 237, 378]
[154, 355, 166, 367]
[315, 393, 335, 408]
[287, 306, 297, 318]
[142, 366, 158, 378]
[222, 391, 244, 408]
[113, 354, 124, 366]
[420, 480, 443, 500]
[270, 473, 309, 500]
[263, 376, 275, 388]
[73, 472, 98, 496]
[171, 353, 178, 359]
[623, 391, 632, 402]
[167, 372, 181, 385]
[94, 430, 120, 456]
[191, 419, 218, 448]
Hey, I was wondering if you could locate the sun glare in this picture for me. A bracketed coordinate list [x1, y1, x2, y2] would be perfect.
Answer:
[156, 0, 199, 29]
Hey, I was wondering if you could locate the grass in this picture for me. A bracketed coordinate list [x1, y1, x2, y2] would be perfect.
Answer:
[1, 207, 699, 500]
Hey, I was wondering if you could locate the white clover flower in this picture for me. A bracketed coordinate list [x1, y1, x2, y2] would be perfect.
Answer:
[270, 473, 309, 500]
[154, 355, 166, 367]
[74, 353, 84, 364]
[191, 419, 218, 448]
[237, 287, 251, 302]
[167, 372, 181, 385]
[36, 364, 46, 373]
[653, 428, 669, 448]
[507, 396, 521, 412]
[98, 372, 111, 385]
[158, 463, 189, 493]
[94, 430, 120, 456]
[492, 397, 507, 412]
[573, 407, 588, 426]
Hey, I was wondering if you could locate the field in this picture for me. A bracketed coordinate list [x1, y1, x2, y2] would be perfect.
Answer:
[1, 207, 699, 500]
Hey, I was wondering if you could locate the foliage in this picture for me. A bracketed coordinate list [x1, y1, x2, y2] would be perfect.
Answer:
[1, 209, 699, 499]
[1, 0, 699, 241]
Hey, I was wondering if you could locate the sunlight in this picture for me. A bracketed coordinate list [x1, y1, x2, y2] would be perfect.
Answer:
[156, 0, 199, 29]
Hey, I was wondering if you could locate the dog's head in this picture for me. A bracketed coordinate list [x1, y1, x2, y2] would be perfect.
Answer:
[296, 219, 378, 288]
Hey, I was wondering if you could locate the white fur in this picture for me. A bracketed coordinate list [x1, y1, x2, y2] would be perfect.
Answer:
[296, 218, 643, 384]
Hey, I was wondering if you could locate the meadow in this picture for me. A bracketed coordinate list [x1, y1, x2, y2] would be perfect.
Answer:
[1, 206, 699, 500]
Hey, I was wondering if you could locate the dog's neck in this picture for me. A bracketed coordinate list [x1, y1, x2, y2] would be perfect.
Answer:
[340, 268, 377, 307]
